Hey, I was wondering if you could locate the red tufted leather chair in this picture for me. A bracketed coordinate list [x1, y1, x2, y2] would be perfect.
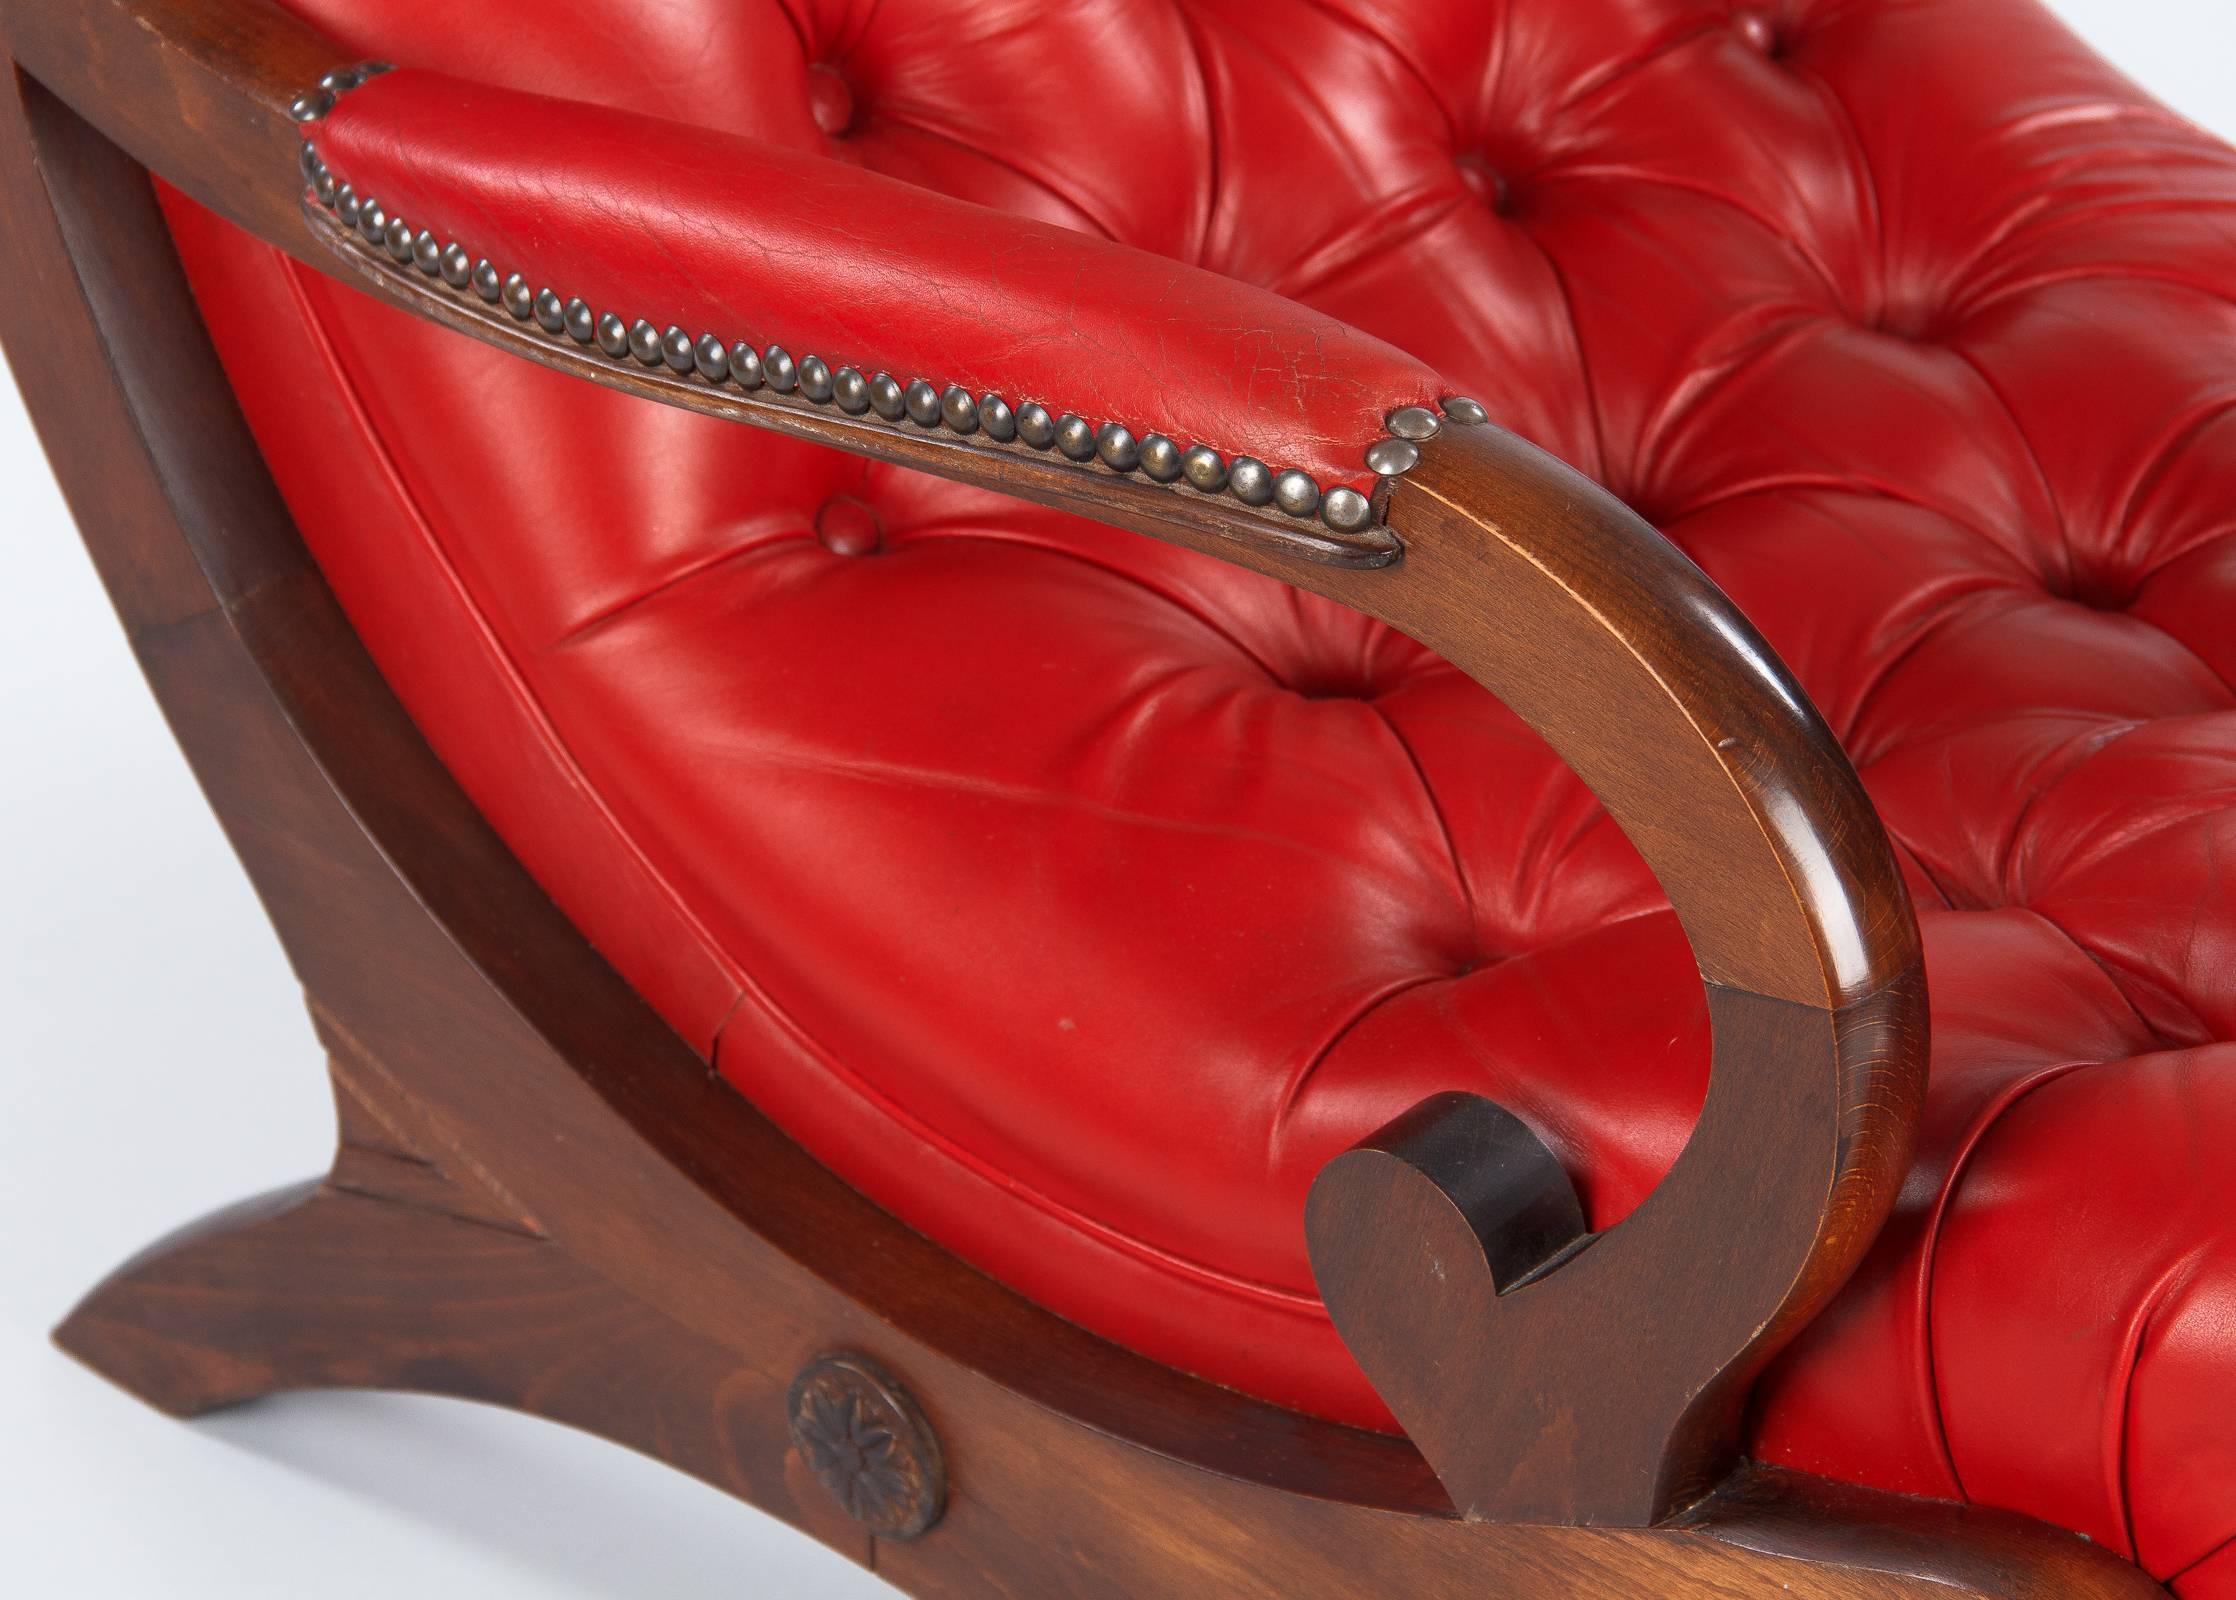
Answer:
[6, 0, 2232, 1595]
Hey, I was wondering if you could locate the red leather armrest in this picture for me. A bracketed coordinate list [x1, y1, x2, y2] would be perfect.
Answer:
[305, 67, 1444, 498]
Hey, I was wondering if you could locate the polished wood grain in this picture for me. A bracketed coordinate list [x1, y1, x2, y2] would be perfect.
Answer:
[0, 0, 2150, 1594]
[1295, 413, 1927, 1522]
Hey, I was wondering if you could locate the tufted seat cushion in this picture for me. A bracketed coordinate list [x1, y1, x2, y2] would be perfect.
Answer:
[161, 0, 2235, 1589]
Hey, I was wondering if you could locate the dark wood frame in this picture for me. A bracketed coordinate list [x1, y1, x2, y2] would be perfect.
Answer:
[0, 0, 2168, 1593]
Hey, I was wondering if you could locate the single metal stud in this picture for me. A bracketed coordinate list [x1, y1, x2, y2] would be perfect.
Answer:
[412, 231, 443, 275]
[695, 334, 730, 381]
[869, 372, 905, 419]
[535, 289, 568, 334]
[501, 275, 535, 320]
[979, 395, 1016, 442]
[901, 379, 940, 426]
[313, 169, 338, 207]
[1180, 444, 1227, 492]
[318, 66, 363, 94]
[799, 355, 835, 402]
[1229, 456, 1275, 505]
[661, 325, 696, 372]
[1321, 485, 1373, 532]
[289, 90, 334, 123]
[334, 184, 360, 228]
[356, 196, 385, 242]
[565, 299, 597, 343]
[627, 319, 663, 365]
[1095, 422, 1140, 471]
[765, 345, 799, 392]
[1365, 437, 1419, 476]
[1016, 402, 1056, 448]
[298, 142, 323, 182]
[1442, 396, 1489, 426]
[383, 217, 415, 262]
[1139, 434, 1182, 481]
[939, 385, 979, 433]
[1272, 469, 1321, 517]
[440, 242, 472, 287]
[1387, 405, 1442, 441]
[1054, 413, 1096, 461]
[834, 367, 871, 413]
[731, 343, 765, 388]
[594, 313, 630, 357]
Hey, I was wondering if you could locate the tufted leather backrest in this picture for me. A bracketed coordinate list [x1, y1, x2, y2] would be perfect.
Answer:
[271, 0, 2236, 1025]
[274, 0, 2236, 671]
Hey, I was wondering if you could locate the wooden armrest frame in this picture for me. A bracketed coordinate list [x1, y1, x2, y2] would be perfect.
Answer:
[7, 0, 1927, 1530]
[21, 12, 2164, 1599]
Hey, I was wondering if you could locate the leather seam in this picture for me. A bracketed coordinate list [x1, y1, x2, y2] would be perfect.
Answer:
[711, 1019, 1331, 1316]
[2115, 396, 2236, 570]
[1993, 719, 2150, 908]
[1839, 584, 2035, 765]
[2018, 910, 2170, 1052]
[1923, 1057, 2097, 1506]
[1365, 699, 1479, 941]
[1167, 0, 1221, 270]
[1518, 220, 1612, 485]
[867, 105, 1125, 244]
[919, 523, 1290, 682]
[2172, 1526, 2236, 1588]
[1941, 339, 2072, 592]
[276, 254, 750, 1046]
[1267, 970, 1453, 1153]
[2030, 907, 2208, 1055]
[2110, 1244, 2212, 1567]
[554, 527, 802, 647]
[1786, 43, 1888, 325]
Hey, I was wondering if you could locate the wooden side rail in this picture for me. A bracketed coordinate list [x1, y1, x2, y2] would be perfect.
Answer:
[6, 0, 1928, 1534]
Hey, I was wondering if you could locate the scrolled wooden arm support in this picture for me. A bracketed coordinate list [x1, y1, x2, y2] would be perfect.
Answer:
[1302, 420, 1928, 1527]
[8, 0, 1928, 1535]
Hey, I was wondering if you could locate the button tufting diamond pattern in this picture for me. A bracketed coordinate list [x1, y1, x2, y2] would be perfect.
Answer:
[162, 0, 2236, 1588]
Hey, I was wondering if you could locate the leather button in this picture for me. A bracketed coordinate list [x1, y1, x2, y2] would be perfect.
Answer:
[2056, 570, 2138, 613]
[814, 495, 883, 556]
[1865, 303, 1946, 342]
[807, 64, 857, 139]
[1454, 153, 1512, 215]
[1733, 9, 1782, 56]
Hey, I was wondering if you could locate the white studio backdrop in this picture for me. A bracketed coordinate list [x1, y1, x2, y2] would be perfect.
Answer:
[0, 2, 2222, 1594]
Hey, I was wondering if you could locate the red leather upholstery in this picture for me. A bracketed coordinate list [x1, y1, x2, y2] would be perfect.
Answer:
[307, 69, 1441, 495]
[162, 0, 2236, 1589]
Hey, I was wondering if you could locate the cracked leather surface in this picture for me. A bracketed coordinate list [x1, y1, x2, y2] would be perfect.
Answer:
[163, 0, 2235, 1586]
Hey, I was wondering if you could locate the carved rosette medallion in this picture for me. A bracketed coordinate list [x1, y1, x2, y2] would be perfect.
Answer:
[786, 1353, 945, 1540]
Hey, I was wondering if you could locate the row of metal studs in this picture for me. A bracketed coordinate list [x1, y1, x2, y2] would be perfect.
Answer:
[291, 65, 1489, 533]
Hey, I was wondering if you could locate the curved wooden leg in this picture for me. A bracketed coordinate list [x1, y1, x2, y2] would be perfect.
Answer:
[56, 1180, 362, 1418]
[51, 1172, 614, 1422]
[51, 1053, 875, 1568]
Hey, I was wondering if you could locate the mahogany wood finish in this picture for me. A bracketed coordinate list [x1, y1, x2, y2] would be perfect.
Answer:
[0, 0, 2161, 1594]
